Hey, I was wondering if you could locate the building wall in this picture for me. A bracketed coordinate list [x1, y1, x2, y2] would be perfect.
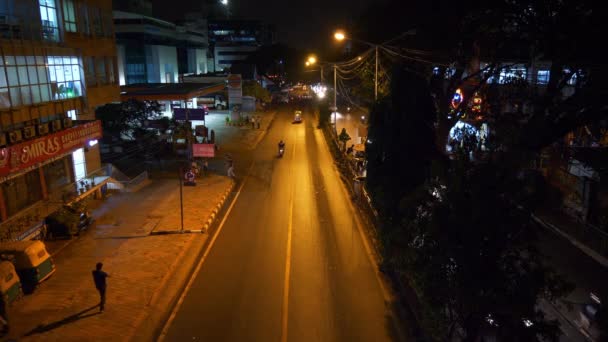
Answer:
[0, 0, 119, 232]
[187, 48, 207, 74]
[214, 45, 258, 72]
[145, 45, 178, 83]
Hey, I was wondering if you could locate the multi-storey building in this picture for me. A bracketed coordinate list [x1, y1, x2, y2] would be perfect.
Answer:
[0, 0, 119, 240]
[207, 20, 276, 72]
[113, 10, 208, 85]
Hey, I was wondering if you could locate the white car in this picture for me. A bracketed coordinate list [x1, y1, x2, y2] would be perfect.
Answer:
[293, 110, 302, 123]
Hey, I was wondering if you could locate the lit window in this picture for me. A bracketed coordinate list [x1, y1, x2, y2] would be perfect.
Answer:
[63, 0, 77, 32]
[498, 65, 527, 84]
[537, 70, 550, 85]
[39, 0, 59, 41]
[47, 55, 83, 99]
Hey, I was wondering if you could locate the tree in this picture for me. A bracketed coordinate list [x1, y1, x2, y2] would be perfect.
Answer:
[242, 80, 271, 104]
[96, 99, 163, 141]
[383, 158, 572, 341]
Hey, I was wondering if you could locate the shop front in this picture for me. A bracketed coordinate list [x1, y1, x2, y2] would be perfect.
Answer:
[0, 121, 102, 240]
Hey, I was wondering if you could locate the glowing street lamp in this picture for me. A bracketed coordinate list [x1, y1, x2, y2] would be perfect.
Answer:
[334, 31, 346, 41]
[307, 55, 317, 65]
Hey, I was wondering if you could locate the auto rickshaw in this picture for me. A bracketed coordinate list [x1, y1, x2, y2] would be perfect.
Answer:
[0, 261, 22, 306]
[0, 241, 55, 292]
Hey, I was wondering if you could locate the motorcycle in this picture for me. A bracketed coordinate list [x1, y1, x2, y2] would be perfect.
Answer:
[278, 147, 285, 158]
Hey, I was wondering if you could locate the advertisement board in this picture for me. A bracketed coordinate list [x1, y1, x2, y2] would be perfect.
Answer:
[192, 144, 215, 157]
[0, 121, 103, 177]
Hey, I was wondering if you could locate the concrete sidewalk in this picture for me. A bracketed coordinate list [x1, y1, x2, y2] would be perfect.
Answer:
[4, 174, 234, 342]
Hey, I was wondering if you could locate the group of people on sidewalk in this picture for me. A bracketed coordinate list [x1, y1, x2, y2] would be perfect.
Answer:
[249, 115, 262, 129]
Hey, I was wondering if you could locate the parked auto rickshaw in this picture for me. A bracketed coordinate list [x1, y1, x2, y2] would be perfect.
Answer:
[0, 261, 22, 306]
[0, 241, 55, 292]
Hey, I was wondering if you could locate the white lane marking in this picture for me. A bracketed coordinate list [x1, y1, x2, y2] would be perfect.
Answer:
[281, 131, 297, 342]
[157, 165, 254, 342]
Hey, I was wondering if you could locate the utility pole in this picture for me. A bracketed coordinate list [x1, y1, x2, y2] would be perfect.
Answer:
[374, 46, 378, 101]
[178, 167, 184, 232]
[333, 64, 337, 134]
[320, 65, 324, 84]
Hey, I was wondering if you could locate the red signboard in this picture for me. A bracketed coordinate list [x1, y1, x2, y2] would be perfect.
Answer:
[0, 121, 103, 177]
[193, 144, 215, 158]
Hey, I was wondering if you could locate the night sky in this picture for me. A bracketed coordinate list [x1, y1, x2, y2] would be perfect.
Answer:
[151, 0, 379, 50]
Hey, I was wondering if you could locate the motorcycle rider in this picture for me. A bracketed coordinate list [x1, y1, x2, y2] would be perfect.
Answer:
[278, 140, 285, 153]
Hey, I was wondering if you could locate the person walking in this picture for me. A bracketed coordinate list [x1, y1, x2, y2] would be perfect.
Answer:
[250, 116, 255, 129]
[92, 262, 109, 312]
[256, 115, 261, 129]
[227, 164, 235, 179]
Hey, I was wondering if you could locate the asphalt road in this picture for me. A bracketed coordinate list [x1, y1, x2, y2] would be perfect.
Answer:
[160, 108, 401, 341]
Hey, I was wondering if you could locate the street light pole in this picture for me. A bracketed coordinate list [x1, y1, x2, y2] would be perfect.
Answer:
[333, 63, 337, 134]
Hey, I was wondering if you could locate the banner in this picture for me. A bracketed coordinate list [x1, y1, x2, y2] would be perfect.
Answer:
[0, 121, 102, 177]
[193, 144, 215, 157]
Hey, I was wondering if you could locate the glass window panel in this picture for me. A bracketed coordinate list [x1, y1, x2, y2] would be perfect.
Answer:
[53, 57, 62, 65]
[54, 66, 64, 82]
[63, 57, 71, 64]
[9, 88, 21, 106]
[0, 69, 7, 88]
[31, 85, 41, 103]
[28, 66, 38, 84]
[20, 86, 32, 105]
[26, 56, 36, 65]
[40, 84, 51, 101]
[47, 65, 56, 82]
[4, 56, 15, 65]
[18, 67, 28, 86]
[73, 81, 82, 97]
[16, 56, 25, 65]
[6, 67, 18, 86]
[40, 7, 49, 21]
[63, 65, 72, 81]
[71, 57, 78, 64]
[38, 66, 48, 83]
[71, 65, 80, 80]
[36, 56, 45, 65]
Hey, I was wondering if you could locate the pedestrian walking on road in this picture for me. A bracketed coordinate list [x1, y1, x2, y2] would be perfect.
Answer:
[250, 116, 255, 129]
[256, 115, 261, 129]
[227, 165, 235, 179]
[92, 262, 109, 312]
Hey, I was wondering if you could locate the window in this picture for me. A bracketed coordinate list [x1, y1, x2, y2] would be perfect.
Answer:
[102, 10, 113, 37]
[62, 0, 77, 32]
[106, 57, 115, 84]
[0, 53, 58, 108]
[84, 56, 96, 86]
[2, 170, 43, 217]
[95, 57, 107, 84]
[67, 109, 77, 120]
[47, 55, 83, 100]
[537, 70, 550, 85]
[498, 65, 527, 84]
[39, 0, 59, 41]
[77, 1, 90, 34]
[90, 7, 102, 36]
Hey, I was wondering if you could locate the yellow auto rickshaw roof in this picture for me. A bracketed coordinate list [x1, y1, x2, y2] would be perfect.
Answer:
[0, 240, 51, 268]
[0, 260, 20, 291]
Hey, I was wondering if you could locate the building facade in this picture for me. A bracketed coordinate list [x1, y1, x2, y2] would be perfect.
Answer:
[0, 0, 119, 240]
[113, 10, 208, 85]
[207, 20, 276, 72]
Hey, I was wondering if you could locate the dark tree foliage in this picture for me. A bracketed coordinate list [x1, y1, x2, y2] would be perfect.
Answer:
[95, 99, 163, 141]
[366, 67, 439, 222]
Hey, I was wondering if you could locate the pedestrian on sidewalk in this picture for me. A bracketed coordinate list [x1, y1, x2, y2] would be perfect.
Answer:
[228, 164, 235, 179]
[92, 262, 109, 312]
[250, 116, 255, 129]
[256, 115, 261, 129]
